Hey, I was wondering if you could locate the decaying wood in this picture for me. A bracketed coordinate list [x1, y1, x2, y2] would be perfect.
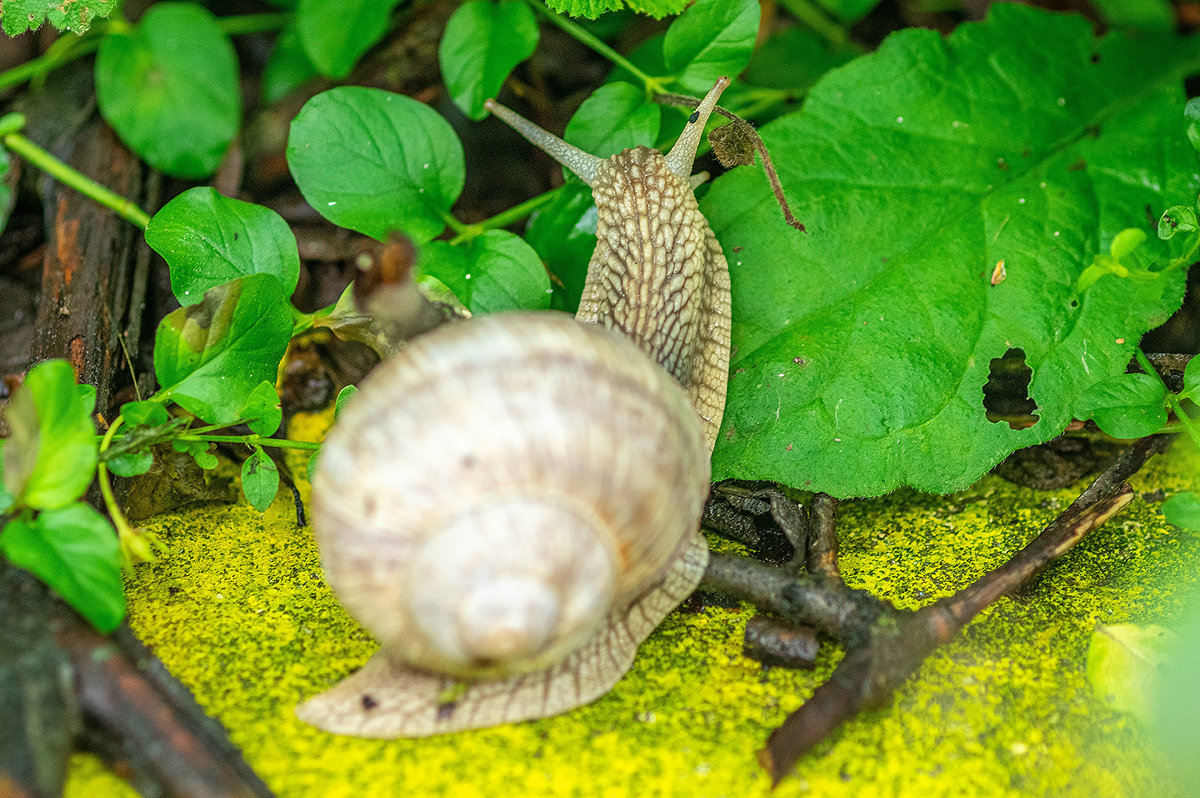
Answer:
[2, 76, 273, 793]
[700, 434, 1174, 784]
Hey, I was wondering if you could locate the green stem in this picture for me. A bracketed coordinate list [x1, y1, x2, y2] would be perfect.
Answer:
[216, 12, 291, 36]
[1169, 231, 1200, 271]
[525, 0, 669, 95]
[440, 208, 471, 235]
[2, 130, 151, 229]
[179, 434, 321, 451]
[777, 0, 849, 47]
[96, 417, 137, 541]
[291, 305, 315, 337]
[449, 187, 561, 245]
[0, 36, 102, 92]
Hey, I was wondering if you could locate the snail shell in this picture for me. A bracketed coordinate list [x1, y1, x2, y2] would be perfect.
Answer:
[298, 78, 732, 736]
[299, 313, 710, 735]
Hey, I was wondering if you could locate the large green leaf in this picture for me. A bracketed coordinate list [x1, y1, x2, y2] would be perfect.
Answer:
[2, 360, 97, 511]
[439, 0, 540, 121]
[0, 0, 116, 35]
[94, 2, 240, 178]
[703, 4, 1200, 497]
[287, 87, 465, 244]
[153, 274, 292, 425]
[145, 187, 301, 306]
[0, 504, 124, 632]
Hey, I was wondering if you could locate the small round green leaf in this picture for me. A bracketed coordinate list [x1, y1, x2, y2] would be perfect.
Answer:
[565, 82, 661, 164]
[1074, 372, 1168, 438]
[663, 0, 759, 92]
[146, 188, 301, 306]
[154, 274, 293, 425]
[295, 0, 403, 79]
[241, 446, 280, 512]
[1158, 205, 1199, 240]
[119, 400, 170, 428]
[1, 0, 118, 36]
[1087, 623, 1175, 722]
[0, 503, 124, 632]
[334, 385, 357, 419]
[1162, 492, 1200, 530]
[95, 3, 240, 178]
[1185, 97, 1200, 153]
[3, 359, 97, 511]
[288, 87, 465, 244]
[172, 439, 218, 470]
[106, 450, 154, 478]
[1184, 355, 1200, 396]
[418, 231, 550, 313]
[242, 381, 283, 437]
[439, 0, 539, 121]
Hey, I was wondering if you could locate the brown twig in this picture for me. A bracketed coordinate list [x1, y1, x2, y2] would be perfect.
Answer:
[806, 494, 841, 584]
[702, 434, 1174, 784]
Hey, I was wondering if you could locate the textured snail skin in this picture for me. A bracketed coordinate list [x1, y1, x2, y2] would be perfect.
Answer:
[298, 78, 732, 737]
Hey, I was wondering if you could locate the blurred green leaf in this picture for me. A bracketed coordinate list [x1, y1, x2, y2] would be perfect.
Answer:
[2, 360, 97, 511]
[1163, 492, 1200, 530]
[264, 22, 319, 105]
[296, 0, 403, 79]
[1087, 623, 1175, 722]
[288, 87, 465, 244]
[1092, 0, 1174, 32]
[0, 504, 124, 632]
[95, 2, 240, 178]
[440, 0, 539, 120]
[146, 187, 300, 306]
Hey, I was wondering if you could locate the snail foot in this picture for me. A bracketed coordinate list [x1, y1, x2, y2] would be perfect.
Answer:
[296, 531, 708, 737]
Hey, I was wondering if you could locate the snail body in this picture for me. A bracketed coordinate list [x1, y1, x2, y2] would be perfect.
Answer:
[298, 78, 732, 737]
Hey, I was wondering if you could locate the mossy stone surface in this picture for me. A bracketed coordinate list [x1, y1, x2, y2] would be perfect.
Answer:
[67, 417, 1198, 796]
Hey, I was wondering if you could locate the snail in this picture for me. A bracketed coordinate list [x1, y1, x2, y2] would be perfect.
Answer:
[297, 77, 732, 737]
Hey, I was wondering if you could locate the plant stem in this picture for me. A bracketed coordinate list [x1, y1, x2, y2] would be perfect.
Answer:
[524, 0, 669, 95]
[0, 35, 102, 92]
[215, 12, 291, 36]
[96, 417, 145, 564]
[439, 208, 471, 235]
[449, 187, 562, 245]
[179, 434, 320, 451]
[777, 0, 849, 47]
[2, 130, 151, 229]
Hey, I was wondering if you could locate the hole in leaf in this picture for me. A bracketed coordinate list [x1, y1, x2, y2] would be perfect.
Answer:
[983, 348, 1039, 429]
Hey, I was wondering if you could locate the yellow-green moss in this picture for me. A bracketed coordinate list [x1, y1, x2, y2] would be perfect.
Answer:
[67, 423, 1199, 797]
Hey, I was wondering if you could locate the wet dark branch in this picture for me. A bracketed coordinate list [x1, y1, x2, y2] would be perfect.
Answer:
[930, 434, 1173, 634]
[700, 553, 882, 643]
[806, 494, 841, 584]
[701, 433, 1174, 785]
